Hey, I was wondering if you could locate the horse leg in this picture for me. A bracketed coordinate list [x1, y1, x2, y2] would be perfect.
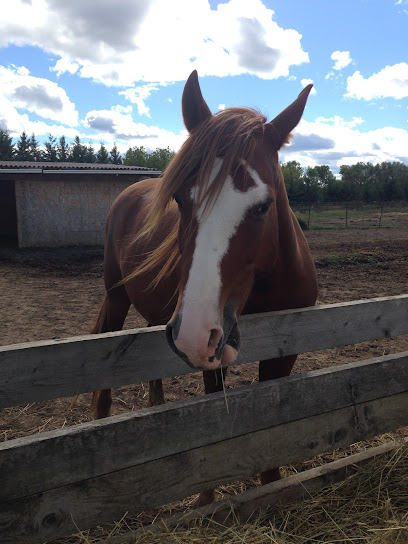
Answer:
[196, 367, 228, 507]
[259, 354, 297, 484]
[145, 322, 166, 407]
[148, 379, 165, 406]
[91, 286, 130, 419]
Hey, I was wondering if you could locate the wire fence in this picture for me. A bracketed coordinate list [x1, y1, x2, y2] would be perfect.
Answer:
[290, 201, 408, 230]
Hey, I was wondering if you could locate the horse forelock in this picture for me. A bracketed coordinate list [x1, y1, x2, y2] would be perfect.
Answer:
[167, 107, 267, 216]
[125, 107, 268, 288]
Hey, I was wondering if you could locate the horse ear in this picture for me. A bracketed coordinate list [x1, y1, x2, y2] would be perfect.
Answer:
[266, 84, 313, 149]
[182, 70, 212, 132]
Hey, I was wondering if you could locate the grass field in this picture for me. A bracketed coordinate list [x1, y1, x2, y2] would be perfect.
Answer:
[292, 203, 408, 230]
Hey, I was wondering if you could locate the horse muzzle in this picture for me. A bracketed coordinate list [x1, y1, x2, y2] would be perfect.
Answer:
[165, 308, 241, 370]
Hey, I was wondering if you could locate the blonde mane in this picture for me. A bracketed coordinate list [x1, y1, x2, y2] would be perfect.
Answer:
[124, 107, 267, 288]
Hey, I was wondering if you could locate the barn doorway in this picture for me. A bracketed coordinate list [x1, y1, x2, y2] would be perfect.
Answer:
[0, 180, 18, 247]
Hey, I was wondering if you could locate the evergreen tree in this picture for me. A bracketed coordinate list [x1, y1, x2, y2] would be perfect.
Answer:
[0, 129, 14, 160]
[43, 133, 57, 162]
[29, 133, 42, 161]
[14, 131, 31, 161]
[96, 142, 109, 163]
[109, 142, 122, 164]
[70, 135, 87, 162]
[85, 144, 96, 163]
[57, 136, 70, 162]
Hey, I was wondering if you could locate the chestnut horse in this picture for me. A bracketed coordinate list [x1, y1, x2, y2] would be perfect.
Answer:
[91, 71, 317, 504]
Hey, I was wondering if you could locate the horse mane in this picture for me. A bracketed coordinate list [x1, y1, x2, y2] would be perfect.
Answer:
[124, 107, 267, 288]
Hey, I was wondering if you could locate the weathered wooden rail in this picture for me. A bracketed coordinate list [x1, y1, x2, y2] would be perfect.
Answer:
[1, 294, 408, 543]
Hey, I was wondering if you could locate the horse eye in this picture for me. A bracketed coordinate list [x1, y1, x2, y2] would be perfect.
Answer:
[252, 199, 273, 218]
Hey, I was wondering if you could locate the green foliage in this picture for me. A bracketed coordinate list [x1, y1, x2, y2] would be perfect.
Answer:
[109, 143, 122, 165]
[28, 133, 42, 161]
[70, 135, 87, 162]
[96, 142, 110, 164]
[296, 216, 308, 230]
[43, 134, 57, 162]
[85, 145, 96, 163]
[0, 129, 14, 160]
[282, 160, 408, 205]
[56, 136, 69, 162]
[2, 129, 408, 203]
[124, 145, 175, 171]
[14, 131, 31, 161]
[146, 147, 176, 171]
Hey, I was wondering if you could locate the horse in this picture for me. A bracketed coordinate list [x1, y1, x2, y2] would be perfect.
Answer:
[91, 70, 318, 505]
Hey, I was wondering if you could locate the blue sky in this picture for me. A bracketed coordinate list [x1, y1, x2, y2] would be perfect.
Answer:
[0, 0, 407, 172]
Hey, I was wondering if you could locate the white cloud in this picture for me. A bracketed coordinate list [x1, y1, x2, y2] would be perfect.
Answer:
[280, 115, 408, 171]
[331, 51, 352, 71]
[119, 84, 160, 116]
[346, 63, 408, 100]
[0, 65, 78, 128]
[218, 104, 226, 110]
[301, 79, 316, 95]
[0, 0, 309, 86]
[82, 105, 187, 150]
[51, 58, 79, 76]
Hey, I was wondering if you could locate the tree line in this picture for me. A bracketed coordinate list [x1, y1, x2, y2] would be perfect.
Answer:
[282, 161, 408, 204]
[0, 129, 175, 171]
[1, 129, 407, 199]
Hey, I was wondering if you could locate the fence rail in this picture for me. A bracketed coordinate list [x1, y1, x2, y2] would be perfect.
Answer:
[1, 294, 408, 543]
[291, 201, 408, 229]
[1, 295, 408, 409]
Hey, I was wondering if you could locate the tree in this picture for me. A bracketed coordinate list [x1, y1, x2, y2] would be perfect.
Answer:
[96, 142, 109, 163]
[14, 131, 31, 161]
[146, 147, 175, 171]
[124, 145, 148, 166]
[57, 136, 70, 162]
[85, 145, 96, 163]
[28, 133, 42, 161]
[43, 134, 57, 162]
[340, 162, 376, 202]
[0, 129, 14, 160]
[70, 135, 87, 162]
[303, 167, 322, 204]
[109, 142, 122, 164]
[281, 161, 305, 203]
[375, 161, 407, 201]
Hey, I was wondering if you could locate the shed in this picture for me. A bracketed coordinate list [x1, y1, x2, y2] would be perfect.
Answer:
[0, 162, 160, 248]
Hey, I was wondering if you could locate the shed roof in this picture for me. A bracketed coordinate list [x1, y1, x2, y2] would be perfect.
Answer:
[0, 161, 161, 175]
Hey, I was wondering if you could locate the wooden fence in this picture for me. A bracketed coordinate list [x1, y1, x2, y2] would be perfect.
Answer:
[1, 294, 408, 543]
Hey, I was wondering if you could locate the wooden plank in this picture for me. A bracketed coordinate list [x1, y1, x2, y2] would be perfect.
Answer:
[1, 295, 408, 408]
[2, 351, 408, 502]
[107, 438, 408, 543]
[1, 392, 407, 544]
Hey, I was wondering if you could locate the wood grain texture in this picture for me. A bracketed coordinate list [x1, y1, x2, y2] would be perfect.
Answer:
[2, 351, 408, 502]
[1, 392, 407, 544]
[1, 295, 408, 408]
[106, 438, 408, 543]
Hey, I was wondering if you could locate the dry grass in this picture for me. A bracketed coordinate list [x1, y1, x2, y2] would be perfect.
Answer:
[52, 435, 408, 544]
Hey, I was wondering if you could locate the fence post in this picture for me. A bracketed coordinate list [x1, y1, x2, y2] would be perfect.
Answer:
[379, 200, 384, 228]
[345, 201, 349, 228]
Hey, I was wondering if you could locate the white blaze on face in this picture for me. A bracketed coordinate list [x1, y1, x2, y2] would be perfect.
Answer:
[174, 158, 269, 368]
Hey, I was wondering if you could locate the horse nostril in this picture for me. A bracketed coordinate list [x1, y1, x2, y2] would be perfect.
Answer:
[208, 327, 223, 351]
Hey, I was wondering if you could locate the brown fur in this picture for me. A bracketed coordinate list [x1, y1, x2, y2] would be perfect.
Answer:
[90, 71, 318, 503]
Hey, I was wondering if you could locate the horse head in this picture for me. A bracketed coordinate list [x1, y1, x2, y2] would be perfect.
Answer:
[166, 71, 313, 370]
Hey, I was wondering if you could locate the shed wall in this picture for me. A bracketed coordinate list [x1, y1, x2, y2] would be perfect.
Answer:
[15, 177, 140, 247]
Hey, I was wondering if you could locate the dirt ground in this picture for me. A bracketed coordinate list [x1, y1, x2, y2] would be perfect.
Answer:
[1, 228, 408, 442]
